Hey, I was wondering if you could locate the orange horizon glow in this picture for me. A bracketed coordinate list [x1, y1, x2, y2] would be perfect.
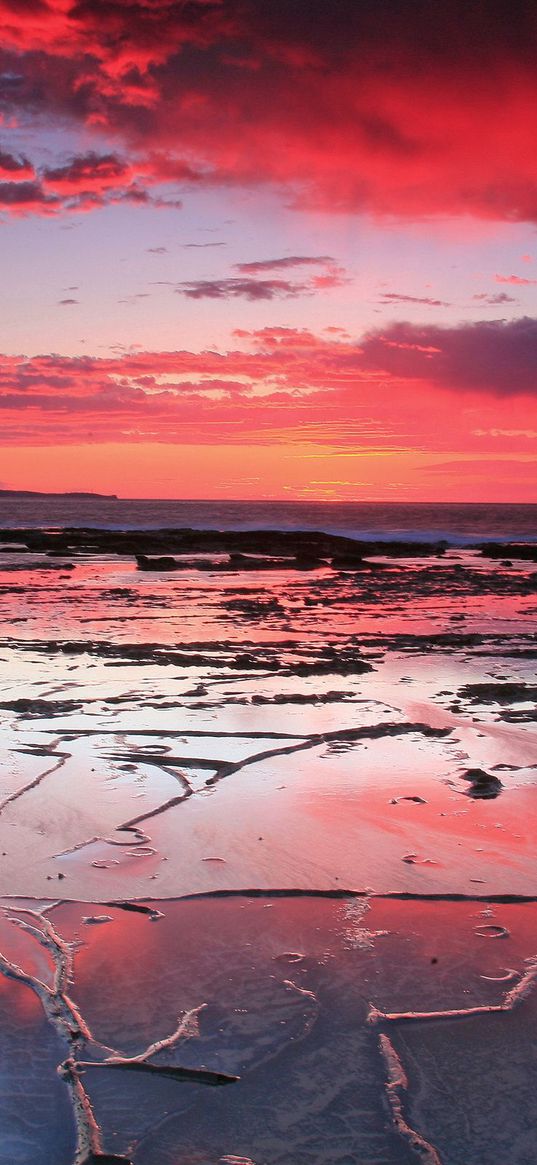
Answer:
[1, 442, 535, 504]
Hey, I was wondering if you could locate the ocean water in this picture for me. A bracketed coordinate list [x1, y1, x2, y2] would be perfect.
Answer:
[0, 497, 536, 543]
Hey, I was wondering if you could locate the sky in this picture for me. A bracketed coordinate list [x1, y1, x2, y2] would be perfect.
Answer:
[1, 0, 536, 501]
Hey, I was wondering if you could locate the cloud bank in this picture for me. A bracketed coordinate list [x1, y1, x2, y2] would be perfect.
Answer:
[2, 0, 537, 220]
[1, 316, 536, 446]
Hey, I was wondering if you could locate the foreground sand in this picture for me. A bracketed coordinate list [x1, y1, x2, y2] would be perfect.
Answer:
[0, 528, 536, 1163]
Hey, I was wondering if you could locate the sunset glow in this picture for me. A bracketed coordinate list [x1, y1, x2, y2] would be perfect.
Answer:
[1, 0, 537, 499]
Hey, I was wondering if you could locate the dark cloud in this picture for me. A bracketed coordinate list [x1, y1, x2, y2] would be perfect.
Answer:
[175, 277, 308, 300]
[0, 149, 33, 177]
[175, 260, 347, 298]
[379, 293, 450, 307]
[58, 298, 79, 305]
[236, 255, 334, 273]
[473, 292, 517, 304]
[360, 316, 537, 395]
[43, 152, 130, 193]
[0, 179, 55, 209]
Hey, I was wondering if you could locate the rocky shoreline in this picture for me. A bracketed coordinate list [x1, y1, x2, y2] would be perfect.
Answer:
[0, 528, 536, 1162]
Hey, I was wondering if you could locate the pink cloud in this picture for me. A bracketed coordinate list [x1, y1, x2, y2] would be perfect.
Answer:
[0, 316, 535, 449]
[1, 2, 537, 221]
[495, 274, 537, 286]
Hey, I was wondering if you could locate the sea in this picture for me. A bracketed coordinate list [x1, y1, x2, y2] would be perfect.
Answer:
[0, 497, 535, 544]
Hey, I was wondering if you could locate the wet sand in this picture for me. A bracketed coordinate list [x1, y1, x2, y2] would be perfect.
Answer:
[0, 528, 536, 1163]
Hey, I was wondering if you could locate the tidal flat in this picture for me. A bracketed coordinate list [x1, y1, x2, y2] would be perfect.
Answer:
[0, 527, 536, 1164]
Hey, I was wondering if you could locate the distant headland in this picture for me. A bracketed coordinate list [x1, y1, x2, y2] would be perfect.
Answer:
[0, 490, 118, 500]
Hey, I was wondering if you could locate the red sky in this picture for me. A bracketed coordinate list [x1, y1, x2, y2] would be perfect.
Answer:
[1, 0, 536, 499]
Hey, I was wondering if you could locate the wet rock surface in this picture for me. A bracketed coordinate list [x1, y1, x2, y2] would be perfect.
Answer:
[480, 542, 537, 562]
[0, 526, 450, 560]
[0, 531, 537, 1162]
